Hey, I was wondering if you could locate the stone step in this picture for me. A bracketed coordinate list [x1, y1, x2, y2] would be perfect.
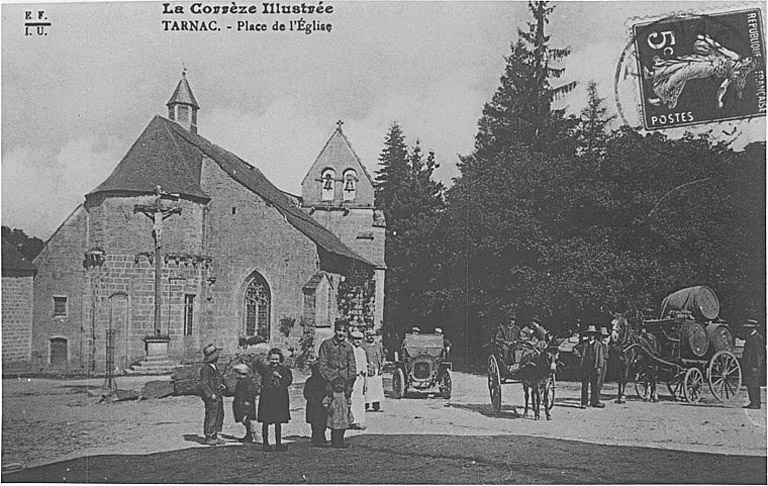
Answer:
[125, 358, 180, 375]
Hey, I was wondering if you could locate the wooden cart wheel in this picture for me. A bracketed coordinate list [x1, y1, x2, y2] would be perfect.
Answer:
[683, 367, 703, 404]
[392, 368, 406, 399]
[707, 350, 742, 402]
[439, 369, 452, 399]
[666, 371, 684, 401]
[487, 354, 502, 413]
[545, 376, 555, 411]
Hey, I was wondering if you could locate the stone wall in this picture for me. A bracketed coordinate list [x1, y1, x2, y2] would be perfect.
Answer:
[200, 157, 323, 357]
[31, 207, 88, 372]
[2, 274, 34, 371]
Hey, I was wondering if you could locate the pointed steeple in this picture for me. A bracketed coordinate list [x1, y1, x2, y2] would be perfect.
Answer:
[166, 68, 199, 133]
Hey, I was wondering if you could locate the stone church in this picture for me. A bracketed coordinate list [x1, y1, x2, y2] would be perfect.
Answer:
[23, 73, 385, 374]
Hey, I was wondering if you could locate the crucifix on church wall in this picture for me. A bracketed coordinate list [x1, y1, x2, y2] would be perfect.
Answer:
[134, 185, 182, 337]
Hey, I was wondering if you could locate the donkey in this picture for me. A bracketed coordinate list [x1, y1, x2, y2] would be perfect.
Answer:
[609, 311, 661, 403]
[519, 347, 559, 420]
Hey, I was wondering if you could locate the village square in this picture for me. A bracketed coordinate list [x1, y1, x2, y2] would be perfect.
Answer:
[2, 1, 767, 483]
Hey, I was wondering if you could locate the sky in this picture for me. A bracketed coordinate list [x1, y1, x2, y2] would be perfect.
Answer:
[2, 0, 765, 240]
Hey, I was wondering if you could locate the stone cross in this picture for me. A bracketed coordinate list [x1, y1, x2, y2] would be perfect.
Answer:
[134, 185, 182, 336]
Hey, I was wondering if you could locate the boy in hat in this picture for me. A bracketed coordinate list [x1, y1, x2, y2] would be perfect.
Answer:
[573, 326, 606, 409]
[742, 319, 765, 409]
[199, 344, 225, 445]
[232, 363, 257, 443]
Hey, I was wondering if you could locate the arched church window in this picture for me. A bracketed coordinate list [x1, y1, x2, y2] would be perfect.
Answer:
[343, 169, 357, 201]
[244, 273, 271, 340]
[321, 169, 335, 201]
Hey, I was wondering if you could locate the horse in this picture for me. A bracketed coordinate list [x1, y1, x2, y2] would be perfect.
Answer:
[609, 311, 661, 403]
[518, 347, 560, 420]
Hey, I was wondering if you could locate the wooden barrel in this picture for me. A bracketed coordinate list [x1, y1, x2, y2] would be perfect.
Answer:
[706, 323, 734, 353]
[660, 286, 720, 321]
[680, 321, 708, 358]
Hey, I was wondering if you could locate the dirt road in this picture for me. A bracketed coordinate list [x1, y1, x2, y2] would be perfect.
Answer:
[2, 371, 765, 483]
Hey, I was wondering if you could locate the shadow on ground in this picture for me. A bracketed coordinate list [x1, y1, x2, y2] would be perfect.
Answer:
[3, 434, 764, 484]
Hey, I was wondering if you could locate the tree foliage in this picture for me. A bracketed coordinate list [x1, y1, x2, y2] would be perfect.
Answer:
[375, 123, 446, 353]
[2, 226, 44, 261]
[469, 0, 577, 164]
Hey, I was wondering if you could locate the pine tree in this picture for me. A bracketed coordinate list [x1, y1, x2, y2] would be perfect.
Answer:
[374, 123, 445, 351]
[576, 81, 615, 159]
[471, 0, 576, 160]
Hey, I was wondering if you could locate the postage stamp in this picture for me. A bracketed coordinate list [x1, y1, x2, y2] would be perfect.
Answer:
[632, 8, 766, 130]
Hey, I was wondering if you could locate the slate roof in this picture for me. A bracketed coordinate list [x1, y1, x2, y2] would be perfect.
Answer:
[167, 73, 200, 109]
[90, 116, 373, 267]
[2, 238, 36, 275]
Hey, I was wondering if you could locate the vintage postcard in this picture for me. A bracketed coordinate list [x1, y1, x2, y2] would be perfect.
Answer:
[2, 1, 766, 483]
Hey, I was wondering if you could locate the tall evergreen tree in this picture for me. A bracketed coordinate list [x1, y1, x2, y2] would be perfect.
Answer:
[469, 0, 576, 163]
[374, 123, 445, 352]
[575, 81, 615, 159]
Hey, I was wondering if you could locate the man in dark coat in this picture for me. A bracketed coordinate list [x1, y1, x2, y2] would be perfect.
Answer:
[199, 344, 225, 445]
[318, 319, 357, 398]
[573, 325, 606, 409]
[495, 315, 521, 368]
[742, 319, 765, 409]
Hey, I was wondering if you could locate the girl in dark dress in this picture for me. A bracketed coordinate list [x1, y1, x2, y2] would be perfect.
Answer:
[303, 361, 328, 446]
[232, 363, 257, 443]
[254, 348, 293, 452]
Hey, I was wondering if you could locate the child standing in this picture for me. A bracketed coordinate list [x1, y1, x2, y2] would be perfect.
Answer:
[232, 363, 257, 443]
[303, 360, 328, 447]
[324, 377, 352, 449]
[254, 348, 293, 452]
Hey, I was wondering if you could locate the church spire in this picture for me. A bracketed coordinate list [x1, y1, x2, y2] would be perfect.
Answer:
[166, 68, 199, 134]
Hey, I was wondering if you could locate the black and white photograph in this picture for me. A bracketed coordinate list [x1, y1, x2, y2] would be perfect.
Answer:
[1, 1, 766, 483]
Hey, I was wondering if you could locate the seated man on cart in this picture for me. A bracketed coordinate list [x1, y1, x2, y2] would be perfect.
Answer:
[495, 314, 522, 369]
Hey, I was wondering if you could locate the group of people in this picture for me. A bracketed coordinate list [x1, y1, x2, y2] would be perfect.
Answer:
[198, 318, 388, 451]
[307, 319, 387, 448]
[494, 314, 551, 370]
[199, 344, 293, 450]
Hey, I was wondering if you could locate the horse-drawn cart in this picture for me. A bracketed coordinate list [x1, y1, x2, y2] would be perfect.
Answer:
[625, 287, 742, 404]
[487, 341, 558, 415]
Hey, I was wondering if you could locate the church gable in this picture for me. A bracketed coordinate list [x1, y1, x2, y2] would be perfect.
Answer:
[302, 123, 374, 208]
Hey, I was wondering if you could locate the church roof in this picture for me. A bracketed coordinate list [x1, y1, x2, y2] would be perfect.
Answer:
[167, 72, 199, 109]
[90, 117, 209, 199]
[2, 238, 36, 275]
[301, 125, 374, 186]
[90, 116, 373, 267]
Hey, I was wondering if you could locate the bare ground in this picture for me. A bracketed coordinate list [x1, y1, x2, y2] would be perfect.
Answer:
[2, 371, 765, 483]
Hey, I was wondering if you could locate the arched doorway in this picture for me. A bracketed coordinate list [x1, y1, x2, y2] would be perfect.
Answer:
[244, 273, 271, 341]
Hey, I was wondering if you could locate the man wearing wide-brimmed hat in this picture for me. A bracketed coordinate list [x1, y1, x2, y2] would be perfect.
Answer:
[742, 319, 765, 410]
[199, 344, 225, 445]
[573, 325, 606, 409]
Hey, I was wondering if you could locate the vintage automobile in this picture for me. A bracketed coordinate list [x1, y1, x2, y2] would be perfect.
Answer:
[391, 332, 452, 399]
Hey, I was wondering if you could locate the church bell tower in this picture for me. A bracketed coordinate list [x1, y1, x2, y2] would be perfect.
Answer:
[166, 69, 199, 134]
